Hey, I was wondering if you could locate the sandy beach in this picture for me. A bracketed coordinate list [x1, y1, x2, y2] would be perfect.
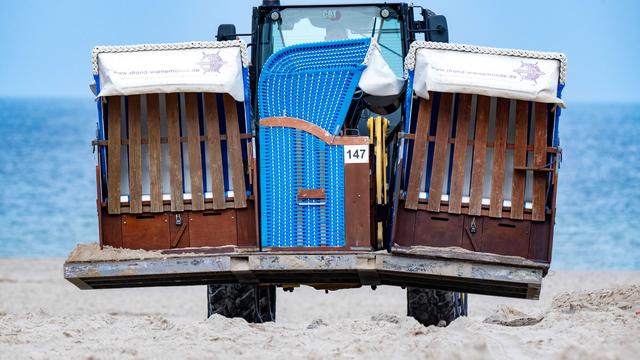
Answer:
[0, 259, 637, 359]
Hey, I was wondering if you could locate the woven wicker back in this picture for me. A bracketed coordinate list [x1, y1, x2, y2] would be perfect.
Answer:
[258, 38, 370, 134]
[258, 39, 370, 247]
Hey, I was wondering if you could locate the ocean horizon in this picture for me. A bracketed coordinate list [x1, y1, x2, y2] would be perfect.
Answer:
[0, 97, 638, 270]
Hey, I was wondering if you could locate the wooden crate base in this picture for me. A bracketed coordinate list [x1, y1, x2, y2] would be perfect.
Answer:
[100, 201, 257, 250]
[394, 200, 552, 263]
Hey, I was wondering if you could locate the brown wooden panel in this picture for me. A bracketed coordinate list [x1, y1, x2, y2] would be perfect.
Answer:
[185, 93, 205, 211]
[107, 97, 122, 214]
[427, 93, 453, 212]
[405, 96, 433, 210]
[223, 94, 247, 208]
[260, 117, 370, 146]
[469, 95, 491, 216]
[482, 218, 531, 258]
[166, 93, 184, 212]
[532, 103, 548, 221]
[189, 210, 238, 247]
[100, 212, 122, 248]
[414, 212, 463, 247]
[127, 95, 143, 213]
[203, 93, 226, 210]
[147, 94, 163, 213]
[297, 188, 326, 199]
[489, 98, 509, 218]
[394, 203, 416, 247]
[529, 217, 551, 262]
[448, 94, 472, 214]
[122, 213, 170, 250]
[236, 201, 258, 247]
[510, 101, 529, 220]
[344, 162, 371, 248]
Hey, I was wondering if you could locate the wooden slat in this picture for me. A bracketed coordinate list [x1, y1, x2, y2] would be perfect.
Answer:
[223, 94, 247, 208]
[127, 95, 143, 214]
[107, 97, 122, 214]
[117, 198, 247, 213]
[101, 132, 557, 152]
[166, 93, 184, 212]
[185, 93, 205, 211]
[489, 98, 510, 218]
[261, 117, 369, 146]
[204, 93, 226, 210]
[448, 94, 472, 214]
[427, 93, 453, 212]
[510, 101, 530, 220]
[532, 102, 548, 221]
[404, 96, 433, 210]
[397, 134, 558, 154]
[344, 162, 371, 248]
[94, 133, 252, 146]
[468, 95, 491, 216]
[147, 94, 163, 213]
[297, 188, 327, 199]
[411, 202, 537, 221]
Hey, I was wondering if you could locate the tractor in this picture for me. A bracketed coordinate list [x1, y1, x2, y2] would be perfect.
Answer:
[65, 0, 566, 327]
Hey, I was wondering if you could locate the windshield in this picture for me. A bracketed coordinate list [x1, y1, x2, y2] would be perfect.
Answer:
[267, 6, 404, 76]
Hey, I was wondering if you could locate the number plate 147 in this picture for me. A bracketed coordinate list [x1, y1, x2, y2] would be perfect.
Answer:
[344, 145, 369, 164]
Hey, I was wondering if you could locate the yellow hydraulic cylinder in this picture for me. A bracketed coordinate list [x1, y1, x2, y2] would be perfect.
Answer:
[382, 118, 389, 205]
[375, 116, 383, 206]
[367, 116, 390, 247]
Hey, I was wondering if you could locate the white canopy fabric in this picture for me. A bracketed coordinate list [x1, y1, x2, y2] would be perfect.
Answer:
[405, 42, 567, 107]
[359, 40, 405, 97]
[93, 41, 249, 102]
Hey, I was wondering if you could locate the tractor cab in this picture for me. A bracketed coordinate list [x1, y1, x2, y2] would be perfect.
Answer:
[245, 2, 448, 129]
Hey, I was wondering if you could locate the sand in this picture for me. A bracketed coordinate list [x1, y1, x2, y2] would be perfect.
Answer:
[65, 243, 249, 263]
[1, 259, 638, 359]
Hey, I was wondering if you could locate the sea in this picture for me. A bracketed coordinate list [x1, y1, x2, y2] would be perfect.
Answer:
[0, 98, 638, 270]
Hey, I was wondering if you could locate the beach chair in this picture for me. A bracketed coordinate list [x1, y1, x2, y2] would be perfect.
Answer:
[394, 42, 566, 262]
[92, 40, 257, 250]
[258, 39, 374, 248]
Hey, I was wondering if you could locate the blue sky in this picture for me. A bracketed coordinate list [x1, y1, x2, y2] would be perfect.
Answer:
[0, 0, 638, 102]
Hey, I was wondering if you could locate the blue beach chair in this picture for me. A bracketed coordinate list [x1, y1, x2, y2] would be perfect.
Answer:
[258, 39, 372, 248]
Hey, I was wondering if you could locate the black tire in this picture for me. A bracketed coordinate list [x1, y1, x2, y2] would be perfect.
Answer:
[207, 284, 276, 323]
[407, 288, 467, 327]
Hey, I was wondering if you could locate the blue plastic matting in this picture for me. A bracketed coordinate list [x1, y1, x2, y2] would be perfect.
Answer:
[259, 128, 345, 247]
[258, 39, 370, 247]
[258, 38, 370, 135]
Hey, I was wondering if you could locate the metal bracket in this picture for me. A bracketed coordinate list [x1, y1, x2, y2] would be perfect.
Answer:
[297, 201, 327, 206]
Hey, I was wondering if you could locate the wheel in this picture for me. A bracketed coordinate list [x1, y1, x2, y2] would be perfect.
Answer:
[407, 288, 467, 326]
[207, 284, 276, 323]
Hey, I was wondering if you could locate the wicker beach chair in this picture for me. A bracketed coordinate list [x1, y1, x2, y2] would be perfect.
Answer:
[395, 42, 566, 262]
[258, 39, 372, 248]
[93, 40, 257, 250]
